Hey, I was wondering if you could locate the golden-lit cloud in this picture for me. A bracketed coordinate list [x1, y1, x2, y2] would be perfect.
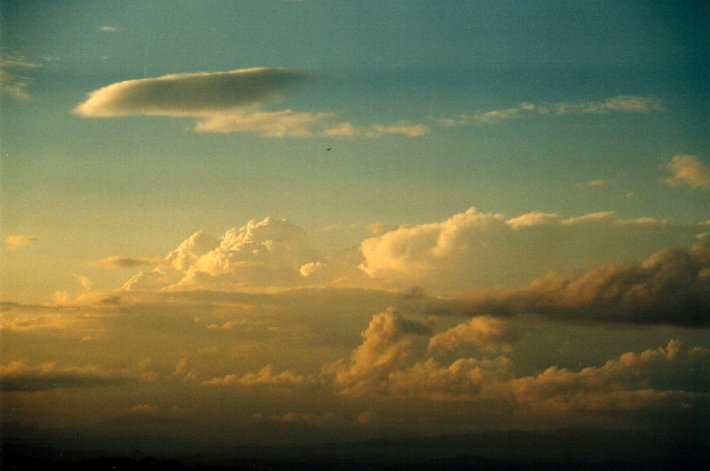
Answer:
[202, 365, 307, 388]
[327, 310, 708, 412]
[4, 235, 37, 250]
[428, 316, 520, 353]
[662, 154, 710, 190]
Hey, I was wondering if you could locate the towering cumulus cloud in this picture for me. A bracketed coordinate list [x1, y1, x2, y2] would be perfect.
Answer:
[358, 208, 698, 295]
[123, 217, 323, 290]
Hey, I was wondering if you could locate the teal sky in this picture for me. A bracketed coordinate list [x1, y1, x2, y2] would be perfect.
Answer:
[0, 1, 709, 449]
[1, 1, 709, 301]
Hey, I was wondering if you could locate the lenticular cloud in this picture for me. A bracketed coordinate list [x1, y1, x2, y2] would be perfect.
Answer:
[74, 68, 308, 117]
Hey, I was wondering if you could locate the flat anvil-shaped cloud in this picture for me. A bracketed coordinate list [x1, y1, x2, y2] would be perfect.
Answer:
[73, 68, 308, 117]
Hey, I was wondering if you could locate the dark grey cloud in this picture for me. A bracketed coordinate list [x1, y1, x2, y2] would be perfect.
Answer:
[0, 362, 135, 392]
[458, 238, 710, 326]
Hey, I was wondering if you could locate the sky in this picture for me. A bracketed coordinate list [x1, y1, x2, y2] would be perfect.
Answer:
[1, 0, 709, 451]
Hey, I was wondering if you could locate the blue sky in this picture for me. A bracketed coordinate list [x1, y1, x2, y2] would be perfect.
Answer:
[0, 0, 708, 445]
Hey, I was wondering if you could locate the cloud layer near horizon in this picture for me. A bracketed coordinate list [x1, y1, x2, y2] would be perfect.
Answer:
[98, 208, 710, 326]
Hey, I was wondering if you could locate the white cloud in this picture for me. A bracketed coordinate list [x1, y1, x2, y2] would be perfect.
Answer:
[123, 217, 323, 291]
[3, 235, 37, 249]
[580, 179, 608, 188]
[193, 109, 331, 137]
[662, 154, 710, 190]
[358, 208, 696, 295]
[441, 96, 664, 126]
[366, 123, 429, 137]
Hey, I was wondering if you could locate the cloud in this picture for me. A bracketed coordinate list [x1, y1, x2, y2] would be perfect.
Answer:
[193, 109, 331, 137]
[4, 235, 37, 249]
[366, 123, 429, 137]
[328, 311, 708, 412]
[0, 360, 134, 391]
[580, 179, 608, 188]
[74, 68, 309, 117]
[202, 365, 307, 388]
[428, 316, 520, 353]
[367, 223, 395, 236]
[553, 96, 665, 115]
[662, 155, 710, 190]
[0, 55, 40, 101]
[326, 308, 430, 397]
[74, 68, 427, 139]
[123, 218, 323, 290]
[509, 340, 706, 413]
[440, 96, 664, 126]
[98, 25, 119, 32]
[95, 256, 162, 268]
[358, 208, 696, 295]
[458, 236, 710, 326]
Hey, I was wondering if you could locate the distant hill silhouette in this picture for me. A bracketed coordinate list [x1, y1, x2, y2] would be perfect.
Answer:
[3, 420, 708, 469]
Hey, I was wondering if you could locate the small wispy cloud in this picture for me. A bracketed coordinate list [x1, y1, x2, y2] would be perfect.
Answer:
[4, 235, 37, 250]
[95, 256, 162, 268]
[579, 179, 608, 188]
[440, 96, 665, 126]
[662, 154, 710, 190]
[0, 55, 41, 100]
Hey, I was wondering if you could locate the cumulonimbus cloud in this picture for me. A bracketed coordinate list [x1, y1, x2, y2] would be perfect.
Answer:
[662, 154, 710, 190]
[122, 217, 325, 291]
